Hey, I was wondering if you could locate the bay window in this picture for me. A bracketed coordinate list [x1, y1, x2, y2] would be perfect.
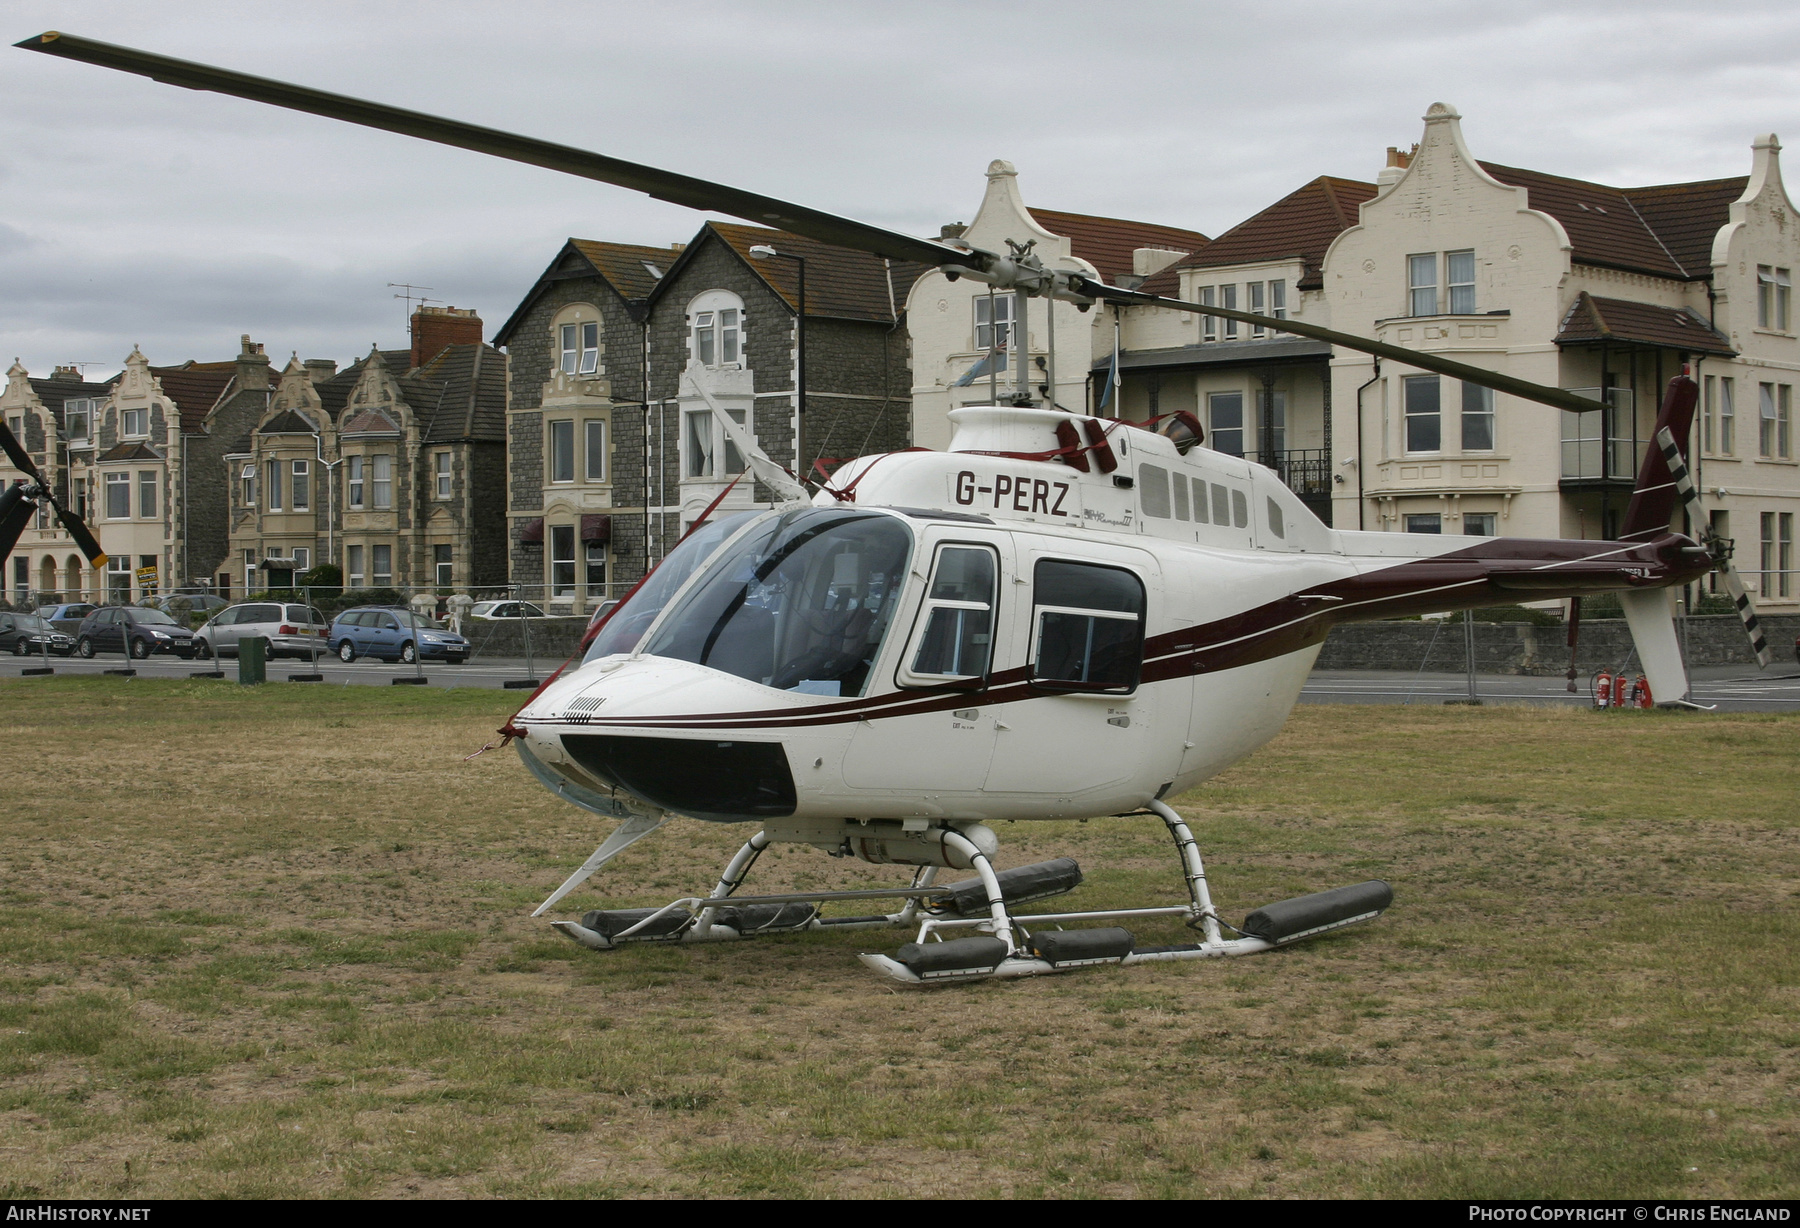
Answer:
[347, 456, 364, 508]
[550, 524, 576, 598]
[1462, 383, 1494, 451]
[685, 408, 746, 478]
[104, 472, 130, 519]
[372, 455, 392, 509]
[372, 544, 392, 587]
[293, 459, 310, 511]
[346, 545, 365, 588]
[585, 420, 606, 482]
[265, 458, 282, 511]
[137, 470, 156, 518]
[550, 420, 575, 483]
[1404, 375, 1442, 452]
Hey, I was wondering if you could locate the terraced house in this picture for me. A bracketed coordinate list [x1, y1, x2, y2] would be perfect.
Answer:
[497, 226, 922, 612]
[1105, 101, 1800, 599]
[223, 307, 507, 595]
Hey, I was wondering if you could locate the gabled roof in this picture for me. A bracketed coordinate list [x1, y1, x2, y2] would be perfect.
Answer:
[414, 342, 507, 443]
[492, 239, 686, 345]
[341, 408, 401, 435]
[1026, 209, 1210, 284]
[259, 410, 317, 434]
[95, 441, 162, 463]
[1148, 177, 1378, 294]
[704, 223, 927, 322]
[1481, 163, 1745, 280]
[1555, 292, 1734, 355]
[149, 366, 235, 433]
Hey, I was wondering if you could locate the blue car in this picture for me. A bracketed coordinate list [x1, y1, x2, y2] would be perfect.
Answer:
[330, 606, 469, 664]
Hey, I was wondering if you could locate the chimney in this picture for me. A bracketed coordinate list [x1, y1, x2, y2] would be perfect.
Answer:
[236, 334, 271, 392]
[304, 358, 338, 385]
[411, 305, 484, 368]
[51, 365, 82, 382]
[1386, 145, 1416, 169]
[939, 222, 967, 240]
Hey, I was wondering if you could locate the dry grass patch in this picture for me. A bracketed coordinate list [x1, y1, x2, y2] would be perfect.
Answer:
[0, 678, 1796, 1198]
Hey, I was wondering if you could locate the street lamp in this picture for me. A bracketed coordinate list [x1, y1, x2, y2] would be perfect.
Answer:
[747, 243, 806, 450]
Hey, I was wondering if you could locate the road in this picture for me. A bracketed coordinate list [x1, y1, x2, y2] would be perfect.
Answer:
[12, 653, 1800, 712]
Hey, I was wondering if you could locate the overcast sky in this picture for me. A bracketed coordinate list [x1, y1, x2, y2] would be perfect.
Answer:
[6, 0, 1800, 380]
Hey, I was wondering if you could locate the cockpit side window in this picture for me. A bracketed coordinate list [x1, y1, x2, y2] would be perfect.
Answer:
[1029, 559, 1145, 694]
[641, 509, 913, 697]
[900, 543, 997, 688]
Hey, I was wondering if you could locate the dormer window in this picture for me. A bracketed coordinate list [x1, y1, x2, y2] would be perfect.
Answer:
[560, 320, 600, 375]
[122, 406, 148, 438]
[64, 399, 91, 441]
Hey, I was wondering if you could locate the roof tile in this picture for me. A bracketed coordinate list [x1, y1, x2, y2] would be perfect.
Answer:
[1147, 177, 1377, 294]
[1025, 209, 1210, 283]
[1554, 292, 1734, 355]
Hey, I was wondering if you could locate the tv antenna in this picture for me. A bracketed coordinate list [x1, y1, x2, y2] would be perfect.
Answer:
[388, 282, 439, 324]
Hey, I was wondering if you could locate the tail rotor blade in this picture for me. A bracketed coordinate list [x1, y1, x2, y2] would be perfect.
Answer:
[0, 486, 35, 563]
[1657, 427, 1771, 668]
[1718, 561, 1772, 668]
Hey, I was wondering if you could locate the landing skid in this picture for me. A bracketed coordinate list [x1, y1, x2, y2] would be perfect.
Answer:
[548, 800, 1392, 982]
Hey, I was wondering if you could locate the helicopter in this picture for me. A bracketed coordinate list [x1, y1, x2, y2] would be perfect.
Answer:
[15, 31, 1774, 985]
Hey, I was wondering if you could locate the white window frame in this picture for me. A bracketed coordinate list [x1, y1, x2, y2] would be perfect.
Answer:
[347, 455, 364, 509]
[1461, 383, 1495, 451]
[1408, 253, 1438, 316]
[371, 455, 392, 510]
[1403, 375, 1442, 453]
[1719, 377, 1736, 455]
[1200, 286, 1216, 342]
[433, 451, 450, 500]
[560, 319, 601, 375]
[371, 543, 393, 587]
[240, 464, 256, 508]
[684, 408, 747, 479]
[1248, 282, 1266, 336]
[1404, 513, 1443, 534]
[974, 294, 1015, 352]
[137, 470, 156, 519]
[265, 458, 282, 511]
[293, 459, 310, 511]
[549, 524, 576, 599]
[549, 419, 575, 483]
[1758, 266, 1790, 330]
[1464, 512, 1497, 536]
[64, 399, 91, 441]
[689, 291, 745, 368]
[104, 471, 131, 519]
[1220, 284, 1238, 340]
[346, 544, 365, 588]
[433, 543, 453, 588]
[900, 543, 999, 688]
[1446, 249, 1476, 314]
[121, 406, 148, 438]
[584, 540, 607, 599]
[1268, 279, 1287, 320]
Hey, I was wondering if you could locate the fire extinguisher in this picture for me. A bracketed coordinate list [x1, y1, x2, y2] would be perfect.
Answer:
[1635, 674, 1653, 709]
[1595, 672, 1614, 708]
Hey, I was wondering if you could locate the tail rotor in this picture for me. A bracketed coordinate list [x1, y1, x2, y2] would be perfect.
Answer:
[0, 419, 107, 575]
[1654, 425, 1771, 669]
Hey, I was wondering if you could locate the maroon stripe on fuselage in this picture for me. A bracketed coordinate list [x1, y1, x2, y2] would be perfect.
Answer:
[518, 532, 1708, 733]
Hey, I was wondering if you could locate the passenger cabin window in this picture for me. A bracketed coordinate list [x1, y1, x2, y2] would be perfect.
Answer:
[1030, 559, 1145, 694]
[904, 545, 997, 686]
[1138, 464, 1171, 518]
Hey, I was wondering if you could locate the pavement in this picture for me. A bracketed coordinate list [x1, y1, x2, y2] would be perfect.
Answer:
[1302, 664, 1800, 713]
[12, 653, 1800, 712]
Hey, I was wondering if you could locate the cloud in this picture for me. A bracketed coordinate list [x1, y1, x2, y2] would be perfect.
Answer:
[3, 0, 1799, 373]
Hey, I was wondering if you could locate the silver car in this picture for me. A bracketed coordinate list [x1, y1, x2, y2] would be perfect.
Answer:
[195, 601, 330, 660]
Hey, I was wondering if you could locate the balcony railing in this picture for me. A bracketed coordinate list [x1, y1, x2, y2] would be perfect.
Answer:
[1264, 448, 1331, 498]
[1561, 387, 1641, 481]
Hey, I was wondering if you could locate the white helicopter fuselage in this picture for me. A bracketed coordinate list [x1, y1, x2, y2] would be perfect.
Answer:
[513, 407, 1707, 836]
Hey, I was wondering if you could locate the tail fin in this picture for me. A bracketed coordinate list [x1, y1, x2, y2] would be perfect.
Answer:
[1619, 376, 1699, 541]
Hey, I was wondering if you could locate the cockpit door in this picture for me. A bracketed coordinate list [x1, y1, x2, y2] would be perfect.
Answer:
[841, 530, 1008, 794]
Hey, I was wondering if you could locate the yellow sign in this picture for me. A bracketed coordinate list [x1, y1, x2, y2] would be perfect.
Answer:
[136, 565, 158, 584]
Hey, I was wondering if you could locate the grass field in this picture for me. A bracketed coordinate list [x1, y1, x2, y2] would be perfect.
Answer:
[1, 676, 1796, 1199]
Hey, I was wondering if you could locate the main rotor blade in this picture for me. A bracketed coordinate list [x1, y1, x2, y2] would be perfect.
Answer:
[0, 418, 41, 484]
[1655, 425, 1770, 668]
[0, 486, 35, 564]
[49, 498, 106, 568]
[16, 31, 969, 270]
[1075, 275, 1612, 419]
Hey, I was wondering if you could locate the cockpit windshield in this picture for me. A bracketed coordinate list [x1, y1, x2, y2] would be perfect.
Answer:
[640, 509, 912, 697]
[582, 511, 765, 663]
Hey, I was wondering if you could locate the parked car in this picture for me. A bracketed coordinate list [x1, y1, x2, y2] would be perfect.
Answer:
[469, 600, 549, 620]
[154, 593, 229, 616]
[585, 599, 621, 629]
[75, 606, 197, 659]
[330, 606, 469, 664]
[0, 612, 74, 656]
[194, 601, 330, 660]
[35, 602, 97, 637]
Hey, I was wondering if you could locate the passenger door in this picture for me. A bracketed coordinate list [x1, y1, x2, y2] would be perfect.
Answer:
[983, 544, 1161, 795]
[843, 531, 1008, 793]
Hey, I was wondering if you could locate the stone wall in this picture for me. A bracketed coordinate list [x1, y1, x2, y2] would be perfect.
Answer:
[1316, 613, 1800, 673]
[460, 616, 588, 661]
